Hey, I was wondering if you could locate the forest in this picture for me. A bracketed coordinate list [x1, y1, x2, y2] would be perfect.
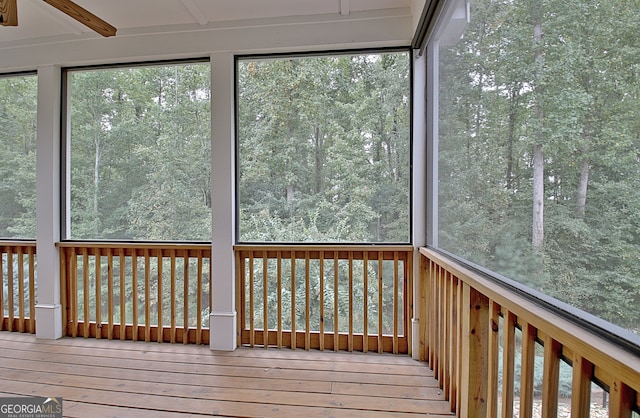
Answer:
[437, 0, 640, 333]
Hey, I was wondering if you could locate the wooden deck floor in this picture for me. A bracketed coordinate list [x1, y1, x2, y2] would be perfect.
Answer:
[0, 332, 454, 417]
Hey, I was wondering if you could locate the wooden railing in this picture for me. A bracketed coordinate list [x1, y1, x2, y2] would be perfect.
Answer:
[234, 245, 413, 354]
[58, 242, 210, 344]
[0, 241, 37, 334]
[420, 247, 640, 417]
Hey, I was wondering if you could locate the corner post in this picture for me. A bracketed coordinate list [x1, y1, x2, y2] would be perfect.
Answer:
[210, 52, 237, 351]
[459, 283, 489, 417]
[412, 49, 428, 360]
[35, 65, 63, 339]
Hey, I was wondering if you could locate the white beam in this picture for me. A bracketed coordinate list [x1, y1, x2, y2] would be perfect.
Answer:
[411, 51, 427, 359]
[35, 65, 63, 340]
[210, 52, 237, 351]
[340, 0, 350, 15]
[180, 0, 208, 26]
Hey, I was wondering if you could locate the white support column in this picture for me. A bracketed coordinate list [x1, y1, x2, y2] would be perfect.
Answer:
[35, 65, 63, 339]
[412, 50, 427, 360]
[210, 52, 237, 351]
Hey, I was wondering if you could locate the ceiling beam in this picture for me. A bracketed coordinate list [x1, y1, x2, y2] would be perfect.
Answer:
[42, 0, 117, 37]
[0, 0, 18, 26]
[340, 0, 350, 16]
[180, 0, 208, 26]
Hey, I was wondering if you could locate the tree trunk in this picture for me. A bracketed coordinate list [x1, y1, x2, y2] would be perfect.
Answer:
[575, 152, 590, 219]
[314, 125, 323, 194]
[93, 135, 101, 234]
[532, 143, 544, 252]
[506, 87, 519, 191]
[532, 0, 544, 253]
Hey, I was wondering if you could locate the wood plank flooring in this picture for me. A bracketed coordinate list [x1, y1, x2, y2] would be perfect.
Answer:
[0, 332, 454, 417]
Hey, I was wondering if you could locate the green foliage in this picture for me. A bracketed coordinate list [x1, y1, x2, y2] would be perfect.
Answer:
[437, 0, 640, 332]
[0, 75, 37, 239]
[68, 62, 211, 241]
[237, 52, 411, 243]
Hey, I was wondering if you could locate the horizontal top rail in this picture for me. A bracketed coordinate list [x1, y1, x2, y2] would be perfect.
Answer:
[57, 242, 210, 250]
[57, 242, 211, 257]
[420, 247, 640, 394]
[0, 241, 37, 248]
[235, 244, 413, 260]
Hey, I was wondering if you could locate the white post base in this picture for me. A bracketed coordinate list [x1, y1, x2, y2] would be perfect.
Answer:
[210, 310, 237, 351]
[35, 304, 63, 340]
[412, 318, 421, 360]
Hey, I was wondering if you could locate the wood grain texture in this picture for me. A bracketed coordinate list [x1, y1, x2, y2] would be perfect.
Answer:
[42, 0, 116, 36]
[0, 332, 454, 417]
[0, 0, 17, 26]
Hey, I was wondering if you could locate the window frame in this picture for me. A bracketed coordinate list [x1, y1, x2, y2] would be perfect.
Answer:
[234, 47, 414, 246]
[60, 57, 211, 244]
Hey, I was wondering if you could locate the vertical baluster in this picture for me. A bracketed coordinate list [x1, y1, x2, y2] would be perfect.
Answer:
[119, 249, 126, 341]
[170, 249, 176, 343]
[501, 310, 516, 418]
[249, 252, 255, 348]
[377, 252, 383, 353]
[70, 248, 79, 337]
[169, 249, 177, 344]
[348, 251, 353, 352]
[520, 322, 537, 418]
[319, 250, 325, 351]
[132, 249, 138, 342]
[144, 249, 151, 343]
[305, 250, 311, 351]
[429, 260, 437, 367]
[334, 251, 339, 352]
[157, 250, 163, 343]
[405, 250, 413, 357]
[59, 248, 67, 336]
[438, 266, 444, 383]
[107, 248, 113, 340]
[362, 250, 368, 353]
[196, 251, 203, 345]
[418, 255, 428, 362]
[82, 248, 89, 338]
[455, 277, 463, 414]
[95, 251, 102, 339]
[235, 250, 243, 347]
[17, 247, 25, 332]
[393, 251, 399, 355]
[276, 251, 282, 349]
[608, 380, 634, 418]
[183, 251, 189, 344]
[290, 250, 296, 350]
[442, 269, 450, 397]
[571, 355, 593, 417]
[263, 251, 268, 348]
[487, 300, 501, 417]
[449, 275, 460, 411]
[541, 336, 561, 418]
[28, 246, 35, 334]
[7, 249, 14, 332]
[0, 248, 4, 331]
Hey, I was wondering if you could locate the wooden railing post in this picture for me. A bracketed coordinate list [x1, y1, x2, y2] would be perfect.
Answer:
[459, 283, 489, 418]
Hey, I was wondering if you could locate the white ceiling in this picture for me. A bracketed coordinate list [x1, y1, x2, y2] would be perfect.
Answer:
[0, 0, 413, 46]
